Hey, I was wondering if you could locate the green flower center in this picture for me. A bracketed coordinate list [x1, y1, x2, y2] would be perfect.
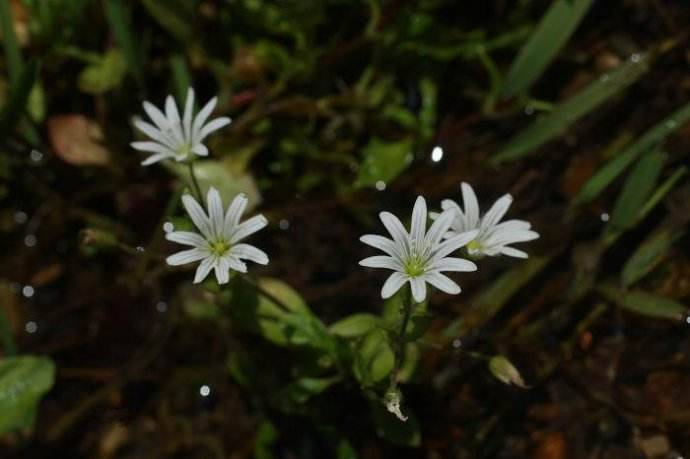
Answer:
[210, 240, 230, 256]
[466, 239, 482, 252]
[403, 256, 426, 277]
[175, 143, 193, 160]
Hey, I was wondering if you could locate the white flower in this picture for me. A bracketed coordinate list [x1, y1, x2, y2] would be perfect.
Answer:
[359, 196, 478, 303]
[434, 182, 539, 259]
[165, 187, 268, 284]
[131, 88, 231, 166]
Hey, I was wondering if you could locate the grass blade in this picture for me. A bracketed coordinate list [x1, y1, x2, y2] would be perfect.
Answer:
[572, 102, 690, 205]
[0, 0, 23, 86]
[104, 0, 143, 87]
[492, 53, 650, 164]
[621, 225, 684, 288]
[501, 0, 594, 98]
[0, 60, 38, 137]
[606, 149, 665, 233]
[598, 284, 687, 321]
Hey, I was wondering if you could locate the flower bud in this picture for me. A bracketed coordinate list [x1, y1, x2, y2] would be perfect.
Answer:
[488, 355, 528, 389]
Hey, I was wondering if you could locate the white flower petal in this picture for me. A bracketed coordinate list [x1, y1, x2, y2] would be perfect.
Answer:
[379, 211, 409, 258]
[191, 143, 208, 157]
[192, 96, 218, 142]
[433, 229, 479, 260]
[165, 230, 207, 247]
[166, 248, 208, 266]
[230, 214, 268, 243]
[431, 257, 477, 272]
[143, 101, 171, 132]
[224, 193, 248, 237]
[359, 234, 400, 258]
[461, 182, 480, 229]
[424, 209, 454, 248]
[410, 196, 427, 248]
[214, 257, 231, 284]
[182, 194, 213, 239]
[131, 141, 173, 155]
[182, 88, 195, 141]
[134, 120, 177, 150]
[193, 257, 215, 283]
[231, 243, 269, 265]
[381, 272, 407, 299]
[206, 187, 224, 238]
[227, 255, 248, 273]
[500, 247, 529, 258]
[359, 256, 401, 270]
[199, 117, 231, 141]
[481, 194, 512, 229]
[409, 277, 427, 303]
[141, 152, 174, 166]
[424, 271, 460, 295]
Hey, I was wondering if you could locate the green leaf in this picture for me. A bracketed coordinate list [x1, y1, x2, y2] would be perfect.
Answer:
[141, 0, 192, 42]
[0, 0, 23, 87]
[606, 149, 665, 232]
[418, 78, 437, 140]
[0, 60, 38, 137]
[492, 53, 650, 164]
[599, 285, 687, 320]
[621, 226, 684, 288]
[167, 159, 262, 213]
[354, 137, 413, 188]
[404, 312, 434, 342]
[0, 356, 56, 434]
[501, 0, 595, 98]
[329, 314, 380, 338]
[104, 0, 143, 85]
[353, 329, 394, 385]
[254, 420, 277, 459]
[279, 375, 340, 404]
[77, 49, 127, 94]
[573, 102, 690, 205]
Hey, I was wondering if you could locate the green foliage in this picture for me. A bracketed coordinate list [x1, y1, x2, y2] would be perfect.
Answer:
[355, 137, 413, 189]
[599, 285, 687, 320]
[573, 102, 690, 206]
[78, 49, 127, 94]
[501, 0, 595, 98]
[0, 356, 55, 435]
[621, 226, 684, 288]
[493, 53, 650, 164]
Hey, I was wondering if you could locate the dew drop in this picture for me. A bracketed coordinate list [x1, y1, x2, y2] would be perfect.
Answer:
[375, 181, 386, 191]
[22, 285, 35, 298]
[199, 384, 211, 397]
[163, 222, 174, 233]
[430, 146, 444, 162]
[14, 211, 27, 224]
[25, 321, 37, 334]
[30, 150, 43, 162]
[24, 234, 37, 247]
[279, 219, 290, 230]
[156, 301, 168, 313]
[600, 213, 610, 222]
[524, 105, 534, 115]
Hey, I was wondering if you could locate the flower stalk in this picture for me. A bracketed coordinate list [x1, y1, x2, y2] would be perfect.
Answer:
[187, 161, 203, 203]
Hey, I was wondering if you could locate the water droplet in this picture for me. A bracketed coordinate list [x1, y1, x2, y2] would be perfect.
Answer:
[163, 222, 174, 233]
[600, 213, 610, 222]
[452, 338, 462, 349]
[24, 234, 37, 247]
[666, 120, 677, 129]
[136, 246, 145, 252]
[30, 150, 43, 162]
[22, 285, 35, 298]
[199, 384, 211, 397]
[279, 219, 290, 230]
[524, 105, 534, 115]
[600, 74, 610, 83]
[629, 53, 641, 63]
[14, 211, 27, 224]
[25, 321, 37, 334]
[156, 301, 168, 313]
[375, 181, 386, 191]
[430, 146, 444, 162]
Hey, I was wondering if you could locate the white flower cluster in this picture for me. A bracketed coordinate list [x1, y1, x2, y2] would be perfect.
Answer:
[360, 184, 539, 303]
[132, 89, 538, 291]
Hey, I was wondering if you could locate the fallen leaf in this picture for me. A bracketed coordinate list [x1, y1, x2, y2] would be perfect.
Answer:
[47, 115, 110, 166]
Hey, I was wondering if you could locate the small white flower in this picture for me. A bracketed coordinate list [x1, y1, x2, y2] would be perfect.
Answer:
[131, 88, 231, 166]
[434, 182, 539, 259]
[359, 196, 478, 303]
[165, 187, 268, 285]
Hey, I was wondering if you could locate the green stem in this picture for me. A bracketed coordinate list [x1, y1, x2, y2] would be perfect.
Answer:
[388, 285, 413, 393]
[0, 0, 23, 87]
[0, 304, 17, 356]
[187, 161, 203, 202]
